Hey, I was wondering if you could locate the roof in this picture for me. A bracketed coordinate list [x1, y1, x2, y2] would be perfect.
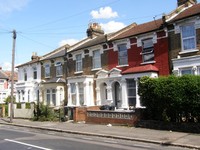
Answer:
[16, 59, 40, 68]
[72, 35, 107, 52]
[4, 71, 18, 81]
[111, 19, 164, 41]
[169, 3, 200, 22]
[0, 70, 8, 79]
[122, 64, 159, 74]
[40, 44, 70, 61]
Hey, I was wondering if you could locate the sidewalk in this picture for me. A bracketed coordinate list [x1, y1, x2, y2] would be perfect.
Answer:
[0, 118, 199, 149]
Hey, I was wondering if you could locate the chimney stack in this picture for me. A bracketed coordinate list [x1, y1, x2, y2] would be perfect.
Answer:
[86, 23, 104, 38]
[31, 52, 39, 61]
[177, 0, 197, 7]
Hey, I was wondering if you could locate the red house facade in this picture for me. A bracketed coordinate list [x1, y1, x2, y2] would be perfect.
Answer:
[95, 19, 170, 110]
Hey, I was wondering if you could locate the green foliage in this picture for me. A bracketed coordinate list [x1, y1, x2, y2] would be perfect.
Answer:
[4, 96, 16, 104]
[16, 103, 21, 109]
[33, 103, 59, 121]
[138, 75, 200, 122]
[25, 103, 31, 109]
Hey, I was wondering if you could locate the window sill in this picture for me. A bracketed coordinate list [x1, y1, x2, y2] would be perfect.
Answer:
[179, 49, 199, 54]
[56, 75, 63, 77]
[140, 61, 156, 65]
[45, 76, 51, 79]
[116, 64, 129, 68]
[74, 71, 83, 74]
[92, 68, 102, 71]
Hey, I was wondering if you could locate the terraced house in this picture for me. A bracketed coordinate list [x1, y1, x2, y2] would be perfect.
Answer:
[167, 0, 200, 76]
[15, 53, 41, 103]
[14, 0, 200, 124]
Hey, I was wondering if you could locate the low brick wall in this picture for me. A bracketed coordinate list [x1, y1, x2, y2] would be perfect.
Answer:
[86, 109, 141, 126]
[73, 106, 100, 122]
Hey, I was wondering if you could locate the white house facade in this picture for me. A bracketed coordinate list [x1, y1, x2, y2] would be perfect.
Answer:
[15, 57, 41, 103]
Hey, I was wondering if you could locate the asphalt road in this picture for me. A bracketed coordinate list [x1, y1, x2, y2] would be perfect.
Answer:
[0, 124, 192, 150]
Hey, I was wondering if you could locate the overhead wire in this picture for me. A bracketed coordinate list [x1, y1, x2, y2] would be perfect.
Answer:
[22, 0, 121, 31]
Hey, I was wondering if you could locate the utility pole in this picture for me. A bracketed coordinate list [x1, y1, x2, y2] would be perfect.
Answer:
[10, 30, 16, 123]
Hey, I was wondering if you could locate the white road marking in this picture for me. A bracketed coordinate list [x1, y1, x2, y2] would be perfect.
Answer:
[4, 139, 52, 150]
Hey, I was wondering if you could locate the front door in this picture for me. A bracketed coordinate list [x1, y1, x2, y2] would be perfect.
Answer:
[114, 82, 121, 109]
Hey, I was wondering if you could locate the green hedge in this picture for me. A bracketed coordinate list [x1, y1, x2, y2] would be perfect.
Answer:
[138, 75, 200, 122]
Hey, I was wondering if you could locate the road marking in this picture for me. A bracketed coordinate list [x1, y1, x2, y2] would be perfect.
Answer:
[4, 139, 52, 150]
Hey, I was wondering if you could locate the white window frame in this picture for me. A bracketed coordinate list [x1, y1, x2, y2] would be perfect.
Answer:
[78, 82, 84, 106]
[113, 39, 130, 67]
[45, 64, 50, 78]
[141, 38, 154, 63]
[117, 43, 128, 66]
[33, 67, 37, 80]
[46, 89, 51, 105]
[92, 49, 101, 69]
[24, 69, 27, 81]
[126, 79, 136, 107]
[180, 23, 196, 52]
[55, 62, 63, 77]
[180, 67, 193, 75]
[75, 54, 82, 72]
[52, 89, 56, 106]
[70, 83, 76, 105]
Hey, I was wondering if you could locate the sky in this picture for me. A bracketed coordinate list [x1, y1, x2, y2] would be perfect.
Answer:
[0, 0, 199, 70]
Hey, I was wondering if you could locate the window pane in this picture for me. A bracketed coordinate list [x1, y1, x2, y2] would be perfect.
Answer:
[181, 69, 192, 75]
[52, 89, 56, 106]
[46, 89, 50, 105]
[182, 25, 195, 38]
[79, 83, 84, 106]
[143, 53, 154, 62]
[181, 24, 196, 51]
[93, 50, 101, 69]
[76, 54, 82, 72]
[45, 64, 50, 77]
[56, 65, 63, 76]
[118, 44, 128, 65]
[128, 97, 136, 106]
[183, 38, 195, 50]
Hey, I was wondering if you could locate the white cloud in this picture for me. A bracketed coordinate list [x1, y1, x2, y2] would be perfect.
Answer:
[59, 39, 79, 46]
[100, 21, 126, 33]
[91, 6, 118, 19]
[0, 0, 30, 15]
[2, 62, 12, 71]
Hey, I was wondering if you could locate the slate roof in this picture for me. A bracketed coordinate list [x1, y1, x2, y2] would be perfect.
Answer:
[169, 3, 200, 22]
[41, 44, 69, 61]
[16, 59, 40, 68]
[111, 19, 164, 41]
[71, 35, 107, 52]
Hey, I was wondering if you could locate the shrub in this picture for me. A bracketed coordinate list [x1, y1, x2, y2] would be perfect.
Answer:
[138, 75, 200, 122]
[33, 103, 59, 121]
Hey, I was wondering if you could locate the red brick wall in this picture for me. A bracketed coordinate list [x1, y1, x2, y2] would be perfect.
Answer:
[86, 109, 141, 126]
[108, 33, 170, 76]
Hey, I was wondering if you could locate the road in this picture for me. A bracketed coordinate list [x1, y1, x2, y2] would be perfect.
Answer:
[0, 124, 192, 150]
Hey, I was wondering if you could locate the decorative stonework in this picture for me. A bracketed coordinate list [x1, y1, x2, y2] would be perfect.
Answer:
[87, 110, 136, 120]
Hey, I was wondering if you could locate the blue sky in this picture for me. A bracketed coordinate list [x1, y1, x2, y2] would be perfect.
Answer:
[0, 0, 199, 70]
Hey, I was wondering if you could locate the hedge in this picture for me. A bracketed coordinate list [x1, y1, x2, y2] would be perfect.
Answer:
[138, 75, 200, 122]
